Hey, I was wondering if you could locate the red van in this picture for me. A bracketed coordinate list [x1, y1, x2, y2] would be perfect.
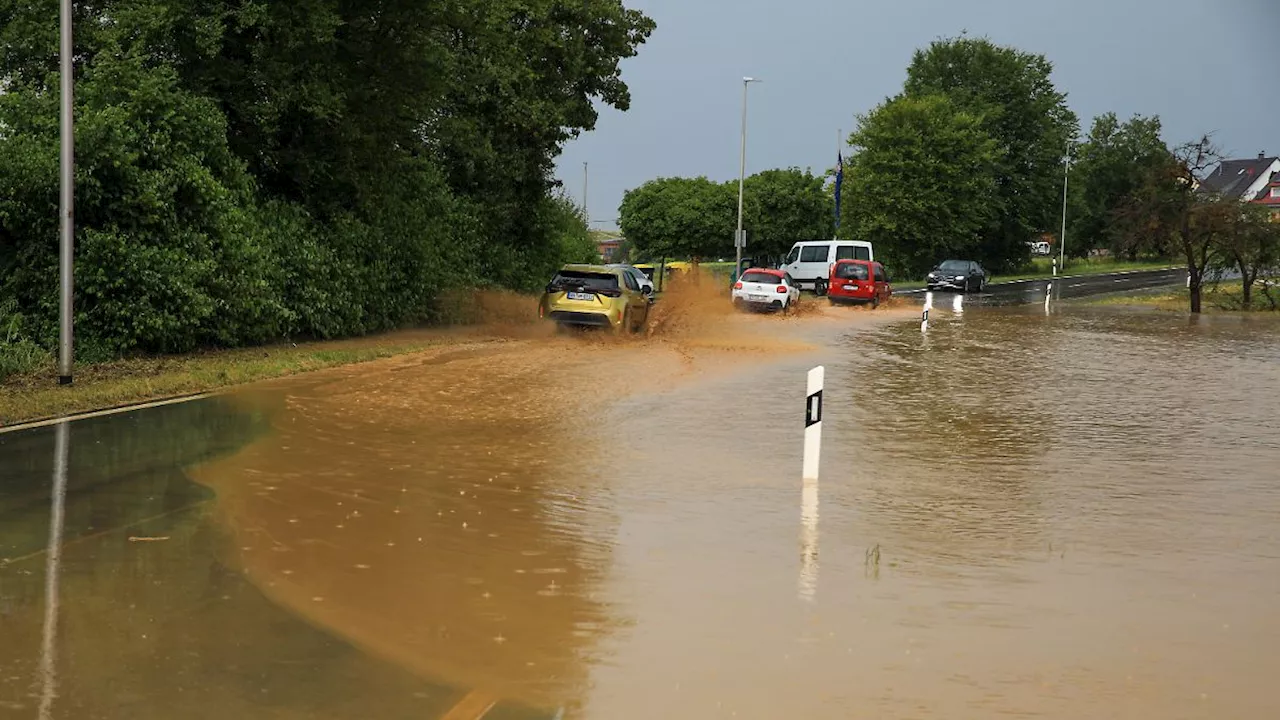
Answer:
[828, 259, 892, 308]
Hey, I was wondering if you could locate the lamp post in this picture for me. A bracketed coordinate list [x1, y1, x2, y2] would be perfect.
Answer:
[735, 76, 760, 281]
[1059, 141, 1072, 273]
[58, 0, 75, 385]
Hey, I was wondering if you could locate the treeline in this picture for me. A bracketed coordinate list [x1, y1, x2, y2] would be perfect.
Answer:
[0, 0, 654, 365]
[619, 36, 1279, 311]
[618, 169, 833, 263]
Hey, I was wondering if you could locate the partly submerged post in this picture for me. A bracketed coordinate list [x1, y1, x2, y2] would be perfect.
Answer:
[802, 366, 824, 481]
[921, 291, 934, 332]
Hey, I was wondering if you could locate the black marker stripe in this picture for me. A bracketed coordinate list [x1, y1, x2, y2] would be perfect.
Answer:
[805, 390, 823, 428]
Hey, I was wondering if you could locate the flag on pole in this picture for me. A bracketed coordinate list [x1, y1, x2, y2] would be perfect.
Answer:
[833, 150, 844, 233]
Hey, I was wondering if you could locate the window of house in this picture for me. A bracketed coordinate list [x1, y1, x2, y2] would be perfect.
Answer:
[1270, 187, 1280, 198]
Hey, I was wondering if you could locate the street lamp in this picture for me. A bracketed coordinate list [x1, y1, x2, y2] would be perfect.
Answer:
[58, 0, 75, 385]
[735, 76, 761, 281]
[1059, 140, 1072, 273]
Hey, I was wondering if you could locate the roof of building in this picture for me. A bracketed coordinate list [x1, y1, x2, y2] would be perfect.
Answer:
[1199, 154, 1279, 199]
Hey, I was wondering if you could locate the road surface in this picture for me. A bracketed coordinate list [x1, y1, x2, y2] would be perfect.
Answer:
[899, 267, 1185, 305]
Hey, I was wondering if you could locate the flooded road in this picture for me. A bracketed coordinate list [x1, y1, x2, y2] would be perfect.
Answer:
[3, 294, 1279, 718]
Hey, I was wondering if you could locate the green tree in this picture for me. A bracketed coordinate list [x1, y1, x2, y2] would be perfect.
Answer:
[1213, 202, 1280, 310]
[842, 94, 1000, 279]
[742, 168, 833, 262]
[1117, 136, 1222, 313]
[904, 36, 1079, 271]
[1073, 112, 1170, 258]
[617, 177, 735, 261]
[0, 0, 655, 358]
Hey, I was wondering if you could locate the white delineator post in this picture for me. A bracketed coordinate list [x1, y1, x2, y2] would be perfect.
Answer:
[921, 291, 934, 331]
[802, 366, 824, 481]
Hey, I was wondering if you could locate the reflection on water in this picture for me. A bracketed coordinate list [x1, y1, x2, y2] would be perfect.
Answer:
[578, 306, 1280, 719]
[188, 342, 626, 714]
[2, 306, 1278, 719]
[0, 399, 554, 719]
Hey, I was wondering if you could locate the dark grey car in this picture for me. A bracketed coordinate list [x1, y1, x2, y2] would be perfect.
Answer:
[926, 260, 988, 293]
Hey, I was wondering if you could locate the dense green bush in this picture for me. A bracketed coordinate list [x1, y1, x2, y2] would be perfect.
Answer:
[0, 0, 654, 366]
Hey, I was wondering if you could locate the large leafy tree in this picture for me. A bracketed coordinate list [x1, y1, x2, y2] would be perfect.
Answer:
[1117, 136, 1222, 313]
[1212, 202, 1280, 310]
[741, 168, 833, 262]
[618, 177, 735, 261]
[904, 36, 1078, 271]
[1073, 112, 1170, 258]
[842, 94, 1000, 279]
[0, 0, 654, 356]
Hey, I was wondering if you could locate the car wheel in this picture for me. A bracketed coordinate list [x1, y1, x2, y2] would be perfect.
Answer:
[814, 279, 828, 296]
[871, 296, 879, 309]
[617, 308, 631, 335]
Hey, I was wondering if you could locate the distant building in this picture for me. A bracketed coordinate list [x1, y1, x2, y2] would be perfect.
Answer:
[1199, 152, 1280, 221]
[589, 230, 623, 262]
[597, 237, 622, 262]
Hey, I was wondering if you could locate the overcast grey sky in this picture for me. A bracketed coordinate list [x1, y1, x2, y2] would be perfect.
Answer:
[555, 0, 1279, 229]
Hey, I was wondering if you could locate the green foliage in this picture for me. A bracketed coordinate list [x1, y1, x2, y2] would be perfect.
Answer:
[1211, 202, 1280, 309]
[618, 176, 735, 260]
[618, 169, 832, 263]
[904, 36, 1079, 271]
[0, 299, 52, 380]
[742, 168, 833, 260]
[0, 0, 654, 360]
[843, 94, 1000, 279]
[1073, 113, 1171, 257]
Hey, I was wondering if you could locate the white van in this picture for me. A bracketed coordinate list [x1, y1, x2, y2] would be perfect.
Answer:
[780, 240, 874, 293]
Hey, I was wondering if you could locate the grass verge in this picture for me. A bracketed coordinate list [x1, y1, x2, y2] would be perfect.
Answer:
[692, 257, 1177, 291]
[0, 331, 477, 427]
[1082, 280, 1280, 312]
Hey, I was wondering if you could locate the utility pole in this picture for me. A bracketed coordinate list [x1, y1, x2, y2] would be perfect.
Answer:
[735, 77, 760, 281]
[58, 0, 75, 385]
[1059, 141, 1070, 273]
[582, 162, 589, 227]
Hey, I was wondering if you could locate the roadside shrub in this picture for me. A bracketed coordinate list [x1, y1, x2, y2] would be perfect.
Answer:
[0, 299, 51, 381]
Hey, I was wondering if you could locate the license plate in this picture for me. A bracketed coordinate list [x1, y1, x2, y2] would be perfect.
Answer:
[565, 291, 595, 301]
[843, 284, 858, 291]
[748, 294, 767, 301]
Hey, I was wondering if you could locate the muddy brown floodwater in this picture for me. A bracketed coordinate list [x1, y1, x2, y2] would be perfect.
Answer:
[3, 290, 1279, 719]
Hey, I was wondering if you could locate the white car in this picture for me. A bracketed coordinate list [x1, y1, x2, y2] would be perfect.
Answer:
[607, 264, 655, 298]
[780, 240, 874, 294]
[732, 268, 801, 313]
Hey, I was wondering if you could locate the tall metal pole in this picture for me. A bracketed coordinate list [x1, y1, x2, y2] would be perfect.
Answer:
[58, 0, 75, 386]
[735, 77, 757, 278]
[582, 161, 588, 228]
[1059, 142, 1070, 273]
[833, 128, 842, 240]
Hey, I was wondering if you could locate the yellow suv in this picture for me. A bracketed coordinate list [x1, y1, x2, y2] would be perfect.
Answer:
[538, 264, 651, 333]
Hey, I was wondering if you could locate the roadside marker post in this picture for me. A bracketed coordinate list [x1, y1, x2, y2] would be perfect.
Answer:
[802, 366, 824, 481]
[921, 291, 933, 331]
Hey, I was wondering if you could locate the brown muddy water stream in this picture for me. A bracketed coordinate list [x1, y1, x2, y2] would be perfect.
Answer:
[2, 299, 1279, 719]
